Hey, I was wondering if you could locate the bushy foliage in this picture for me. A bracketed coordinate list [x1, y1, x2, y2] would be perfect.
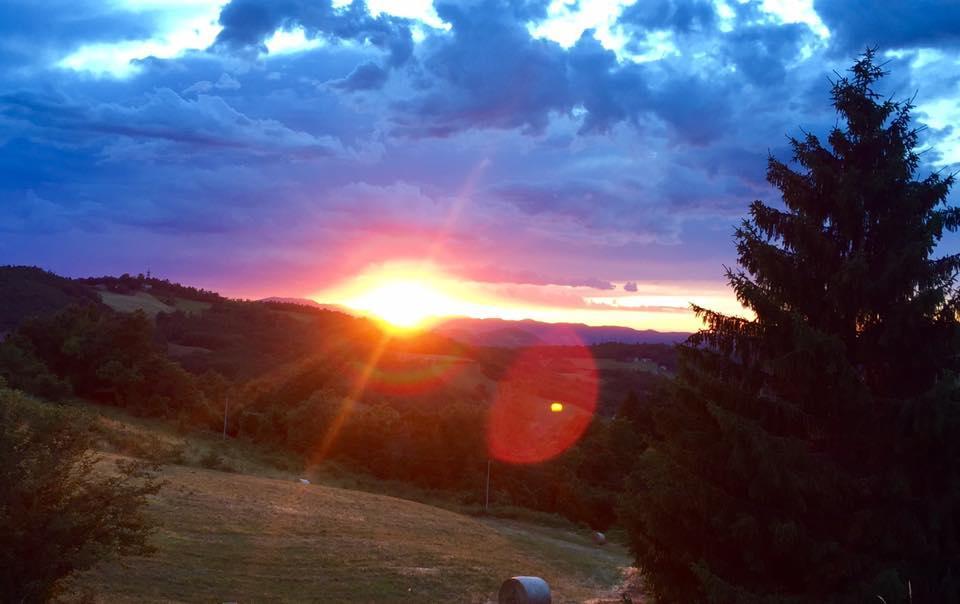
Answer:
[621, 51, 960, 602]
[234, 364, 647, 528]
[0, 384, 162, 602]
[0, 265, 102, 332]
[79, 272, 223, 302]
[156, 300, 371, 378]
[0, 333, 72, 400]
[0, 304, 221, 423]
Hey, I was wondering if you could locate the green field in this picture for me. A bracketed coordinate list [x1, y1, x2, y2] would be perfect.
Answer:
[61, 405, 638, 603]
[98, 290, 211, 317]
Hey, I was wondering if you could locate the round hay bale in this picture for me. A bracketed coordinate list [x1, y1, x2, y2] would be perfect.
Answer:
[498, 576, 551, 604]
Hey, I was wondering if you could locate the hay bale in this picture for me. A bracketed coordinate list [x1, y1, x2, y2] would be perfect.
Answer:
[498, 576, 551, 604]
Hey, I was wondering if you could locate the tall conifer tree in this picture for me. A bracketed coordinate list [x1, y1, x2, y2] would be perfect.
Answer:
[621, 50, 960, 602]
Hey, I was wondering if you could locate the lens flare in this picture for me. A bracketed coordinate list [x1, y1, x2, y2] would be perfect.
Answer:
[362, 352, 469, 396]
[487, 333, 598, 464]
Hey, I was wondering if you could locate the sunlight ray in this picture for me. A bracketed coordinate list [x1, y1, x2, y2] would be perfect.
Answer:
[307, 330, 393, 467]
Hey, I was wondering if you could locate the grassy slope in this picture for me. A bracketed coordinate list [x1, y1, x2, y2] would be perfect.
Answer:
[98, 290, 210, 318]
[66, 404, 635, 603]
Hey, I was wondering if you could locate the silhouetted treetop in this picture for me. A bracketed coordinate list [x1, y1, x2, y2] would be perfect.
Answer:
[622, 49, 960, 603]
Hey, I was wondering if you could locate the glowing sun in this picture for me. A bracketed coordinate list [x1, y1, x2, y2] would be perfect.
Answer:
[346, 279, 457, 330]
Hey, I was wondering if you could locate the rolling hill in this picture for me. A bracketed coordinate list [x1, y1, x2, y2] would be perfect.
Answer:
[0, 266, 103, 332]
[0, 266, 687, 349]
[433, 317, 689, 347]
[259, 297, 354, 314]
[65, 403, 637, 603]
[98, 289, 211, 317]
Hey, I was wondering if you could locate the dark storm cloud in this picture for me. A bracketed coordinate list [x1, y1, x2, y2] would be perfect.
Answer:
[391, 0, 810, 147]
[646, 73, 737, 145]
[723, 22, 810, 86]
[0, 0, 957, 296]
[214, 0, 414, 66]
[0, 89, 343, 157]
[619, 0, 716, 33]
[491, 178, 678, 243]
[392, 0, 574, 136]
[387, 1, 665, 139]
[815, 0, 960, 52]
[0, 0, 156, 58]
[329, 61, 389, 91]
[567, 33, 647, 133]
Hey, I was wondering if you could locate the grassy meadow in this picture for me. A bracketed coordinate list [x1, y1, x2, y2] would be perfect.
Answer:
[60, 402, 638, 603]
[98, 290, 211, 318]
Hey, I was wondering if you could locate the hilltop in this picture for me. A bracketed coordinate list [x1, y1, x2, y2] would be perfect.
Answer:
[0, 266, 102, 332]
[259, 296, 354, 314]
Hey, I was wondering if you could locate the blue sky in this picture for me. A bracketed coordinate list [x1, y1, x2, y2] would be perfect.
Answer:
[1, 0, 958, 330]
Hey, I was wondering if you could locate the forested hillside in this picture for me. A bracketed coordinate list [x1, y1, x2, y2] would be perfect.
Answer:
[0, 266, 103, 332]
[0, 267, 675, 532]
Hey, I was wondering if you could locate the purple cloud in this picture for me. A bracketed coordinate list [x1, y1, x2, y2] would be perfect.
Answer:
[0, 0, 957, 316]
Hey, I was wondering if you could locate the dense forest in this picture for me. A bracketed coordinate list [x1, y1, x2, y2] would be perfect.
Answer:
[0, 266, 670, 531]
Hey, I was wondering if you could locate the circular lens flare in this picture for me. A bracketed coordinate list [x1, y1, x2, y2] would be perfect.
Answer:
[487, 335, 598, 464]
[362, 352, 469, 396]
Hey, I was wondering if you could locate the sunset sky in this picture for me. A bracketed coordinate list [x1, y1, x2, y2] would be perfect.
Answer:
[2, 0, 958, 332]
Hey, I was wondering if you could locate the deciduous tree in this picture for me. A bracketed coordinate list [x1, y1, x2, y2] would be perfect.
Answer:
[0, 384, 162, 602]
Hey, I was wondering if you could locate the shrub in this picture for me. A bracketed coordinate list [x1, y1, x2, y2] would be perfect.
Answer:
[0, 386, 162, 601]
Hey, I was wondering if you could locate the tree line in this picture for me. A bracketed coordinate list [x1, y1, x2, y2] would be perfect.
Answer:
[0, 300, 648, 531]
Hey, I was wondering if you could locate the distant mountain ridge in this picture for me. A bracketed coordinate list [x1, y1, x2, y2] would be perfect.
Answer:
[258, 297, 323, 307]
[0, 266, 690, 348]
[258, 297, 352, 313]
[433, 317, 689, 347]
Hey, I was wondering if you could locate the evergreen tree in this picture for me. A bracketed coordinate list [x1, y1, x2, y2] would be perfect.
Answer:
[621, 50, 960, 603]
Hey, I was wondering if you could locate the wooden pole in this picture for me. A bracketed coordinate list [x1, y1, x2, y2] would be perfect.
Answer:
[484, 458, 491, 513]
[222, 394, 229, 440]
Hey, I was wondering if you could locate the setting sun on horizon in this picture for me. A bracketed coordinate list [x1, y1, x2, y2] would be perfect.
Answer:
[310, 261, 747, 333]
[344, 278, 457, 330]
[317, 262, 503, 331]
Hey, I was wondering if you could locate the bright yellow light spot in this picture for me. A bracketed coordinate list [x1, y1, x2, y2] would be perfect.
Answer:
[313, 259, 734, 333]
[346, 279, 455, 330]
[550, 401, 564, 413]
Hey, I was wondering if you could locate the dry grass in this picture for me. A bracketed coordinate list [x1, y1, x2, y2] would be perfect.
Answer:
[85, 402, 300, 477]
[98, 291, 210, 318]
[61, 403, 633, 602]
[67, 460, 631, 603]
